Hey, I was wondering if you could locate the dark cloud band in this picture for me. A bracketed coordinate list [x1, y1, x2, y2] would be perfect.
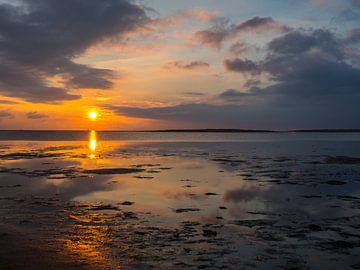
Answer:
[0, 0, 147, 103]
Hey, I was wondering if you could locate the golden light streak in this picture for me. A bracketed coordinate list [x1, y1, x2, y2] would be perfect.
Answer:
[88, 130, 97, 159]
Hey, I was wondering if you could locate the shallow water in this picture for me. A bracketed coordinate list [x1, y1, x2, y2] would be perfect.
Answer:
[0, 131, 360, 269]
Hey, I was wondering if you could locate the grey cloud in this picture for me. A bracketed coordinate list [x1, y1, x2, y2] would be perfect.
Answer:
[225, 29, 357, 96]
[0, 60, 80, 103]
[104, 98, 360, 129]
[260, 29, 359, 101]
[221, 57, 360, 110]
[104, 104, 215, 121]
[224, 58, 261, 75]
[236, 16, 289, 32]
[63, 62, 115, 90]
[263, 55, 360, 98]
[183, 92, 205, 96]
[194, 29, 228, 48]
[229, 42, 249, 55]
[244, 79, 261, 88]
[0, 0, 146, 102]
[218, 87, 265, 101]
[163, 60, 210, 70]
[26, 112, 48, 119]
[236, 16, 274, 30]
[195, 16, 289, 48]
[223, 29, 360, 100]
[194, 18, 230, 48]
[218, 89, 253, 99]
[268, 31, 316, 54]
[268, 29, 343, 59]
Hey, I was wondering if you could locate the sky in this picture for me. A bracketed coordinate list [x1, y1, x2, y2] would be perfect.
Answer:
[0, 0, 359, 130]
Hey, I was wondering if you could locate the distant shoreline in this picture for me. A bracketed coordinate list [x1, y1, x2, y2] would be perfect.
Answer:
[148, 129, 360, 133]
[0, 129, 360, 133]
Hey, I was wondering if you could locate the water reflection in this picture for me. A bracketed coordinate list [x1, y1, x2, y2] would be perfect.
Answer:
[63, 217, 111, 268]
[88, 130, 97, 159]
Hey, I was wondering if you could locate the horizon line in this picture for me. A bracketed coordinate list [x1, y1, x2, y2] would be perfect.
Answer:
[0, 128, 360, 133]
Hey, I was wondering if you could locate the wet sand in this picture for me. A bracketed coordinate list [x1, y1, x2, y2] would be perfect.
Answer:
[0, 138, 360, 269]
[0, 225, 96, 270]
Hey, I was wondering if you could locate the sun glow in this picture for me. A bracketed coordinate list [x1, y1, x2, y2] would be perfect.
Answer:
[88, 111, 98, 121]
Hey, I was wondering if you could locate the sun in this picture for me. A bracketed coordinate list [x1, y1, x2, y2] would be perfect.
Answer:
[88, 111, 98, 120]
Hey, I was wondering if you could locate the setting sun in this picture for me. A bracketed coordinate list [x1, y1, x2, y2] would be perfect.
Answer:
[88, 111, 97, 121]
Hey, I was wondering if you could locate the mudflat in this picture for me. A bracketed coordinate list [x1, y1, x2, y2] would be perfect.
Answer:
[0, 135, 360, 269]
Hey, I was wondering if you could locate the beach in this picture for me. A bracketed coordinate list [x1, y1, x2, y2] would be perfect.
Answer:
[0, 131, 360, 269]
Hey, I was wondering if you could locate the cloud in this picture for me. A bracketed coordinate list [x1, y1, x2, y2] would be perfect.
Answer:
[0, 99, 19, 104]
[0, 61, 81, 103]
[244, 79, 261, 88]
[229, 42, 250, 56]
[263, 56, 360, 99]
[163, 60, 210, 70]
[26, 112, 49, 119]
[260, 29, 359, 100]
[195, 16, 289, 48]
[236, 16, 289, 32]
[267, 29, 343, 59]
[0, 110, 13, 119]
[268, 31, 316, 55]
[103, 103, 270, 126]
[104, 28, 360, 129]
[223, 58, 261, 75]
[224, 29, 357, 94]
[104, 97, 360, 129]
[0, 0, 147, 103]
[194, 18, 230, 48]
[218, 89, 256, 99]
[183, 92, 205, 96]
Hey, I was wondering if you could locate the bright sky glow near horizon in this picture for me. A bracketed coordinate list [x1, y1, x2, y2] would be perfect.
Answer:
[0, 0, 359, 130]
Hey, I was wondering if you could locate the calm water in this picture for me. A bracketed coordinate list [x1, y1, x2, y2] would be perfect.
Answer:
[1, 130, 360, 142]
[0, 131, 359, 269]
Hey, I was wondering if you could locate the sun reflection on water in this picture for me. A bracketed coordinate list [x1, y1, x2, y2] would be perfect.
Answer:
[88, 130, 97, 159]
[61, 213, 113, 268]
